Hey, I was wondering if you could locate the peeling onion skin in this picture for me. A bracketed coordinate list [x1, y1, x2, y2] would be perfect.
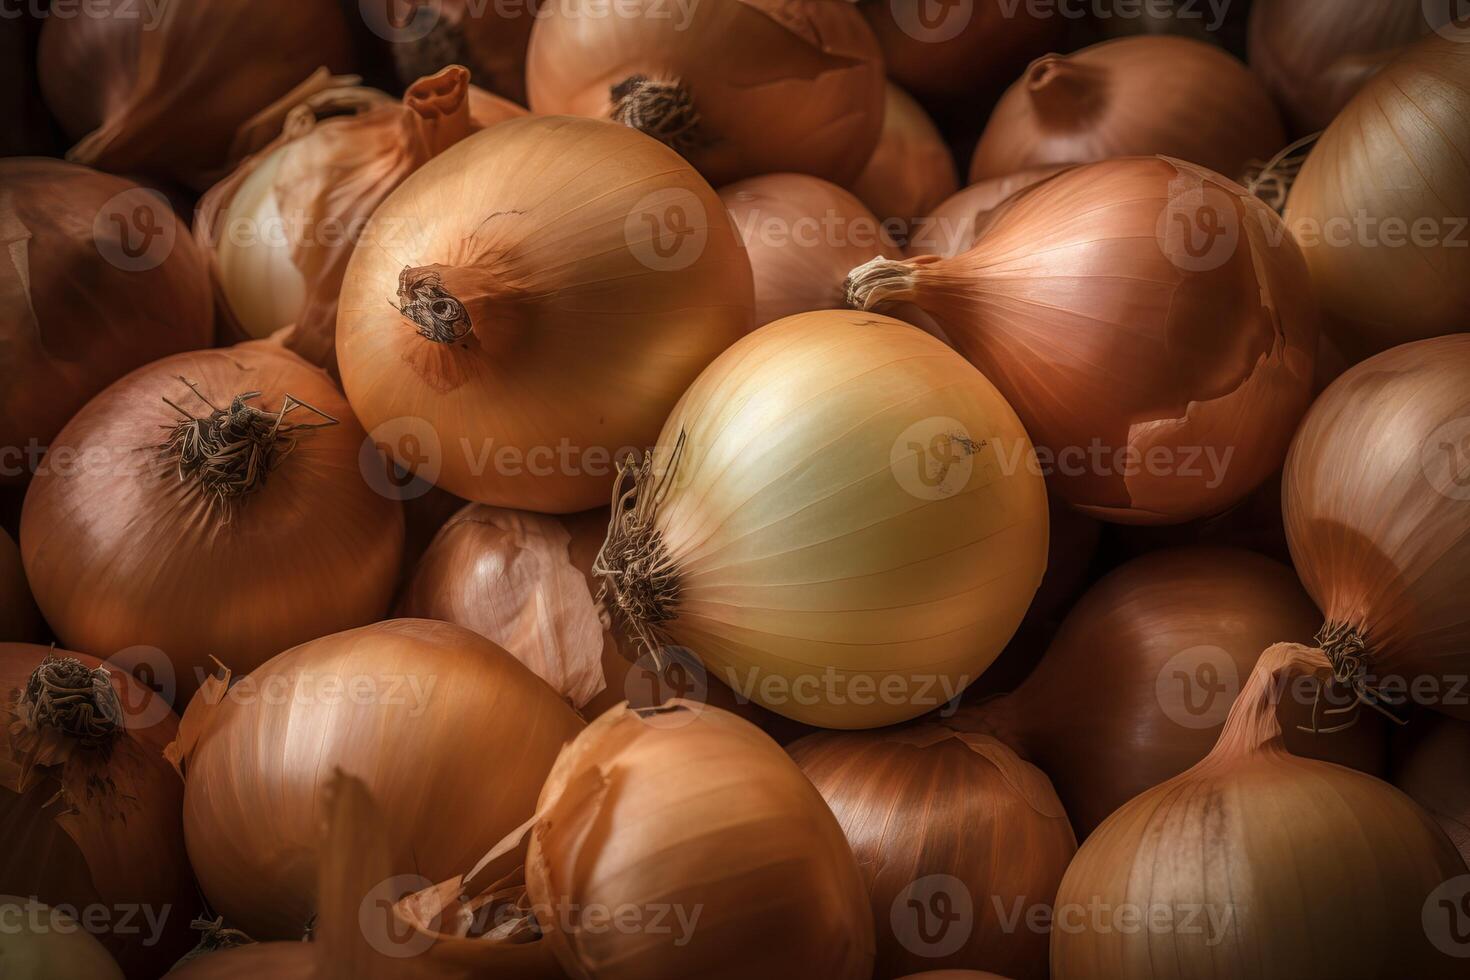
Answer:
[851, 156, 1318, 525]
[20, 344, 403, 708]
[970, 37, 1285, 185]
[851, 84, 960, 227]
[1283, 333, 1470, 721]
[790, 726, 1077, 979]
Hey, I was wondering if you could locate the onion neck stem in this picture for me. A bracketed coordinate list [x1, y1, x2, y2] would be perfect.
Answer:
[844, 256, 919, 311]
[1213, 642, 1331, 759]
[610, 75, 702, 154]
[19, 654, 124, 747]
[1025, 54, 1108, 129]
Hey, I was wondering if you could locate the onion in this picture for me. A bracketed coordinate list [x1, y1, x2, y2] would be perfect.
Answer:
[0, 646, 195, 976]
[905, 167, 1067, 258]
[720, 173, 900, 326]
[789, 725, 1077, 979]
[198, 67, 506, 368]
[1394, 713, 1470, 867]
[389, 0, 538, 105]
[336, 115, 754, 513]
[20, 343, 403, 707]
[594, 310, 1048, 728]
[36, 0, 354, 189]
[959, 548, 1388, 838]
[1051, 643, 1468, 978]
[970, 37, 1285, 184]
[0, 159, 214, 484]
[1248, 0, 1429, 135]
[397, 503, 608, 708]
[851, 84, 959, 226]
[525, 0, 884, 185]
[169, 618, 584, 939]
[862, 0, 1064, 100]
[0, 897, 125, 980]
[1284, 35, 1470, 358]
[848, 156, 1319, 525]
[1284, 333, 1470, 720]
[897, 974, 1012, 980]
[1, 529, 42, 642]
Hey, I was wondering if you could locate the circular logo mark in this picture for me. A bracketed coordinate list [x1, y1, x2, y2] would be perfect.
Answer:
[1156, 645, 1240, 729]
[1157, 175, 1240, 273]
[625, 188, 708, 272]
[889, 0, 974, 43]
[360, 0, 441, 43]
[891, 417, 980, 501]
[106, 646, 177, 731]
[1424, 874, 1470, 957]
[360, 873, 437, 958]
[359, 416, 442, 501]
[891, 874, 973, 958]
[624, 645, 710, 727]
[1425, 1, 1470, 43]
[93, 188, 176, 272]
[1421, 416, 1470, 502]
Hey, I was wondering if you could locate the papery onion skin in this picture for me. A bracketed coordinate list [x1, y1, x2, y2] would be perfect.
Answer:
[0, 897, 125, 980]
[904, 167, 1067, 259]
[959, 548, 1387, 838]
[172, 618, 585, 939]
[1284, 35, 1470, 358]
[36, 0, 354, 189]
[0, 646, 195, 976]
[851, 156, 1318, 524]
[720, 173, 900, 326]
[970, 37, 1284, 185]
[1394, 713, 1470, 867]
[596, 310, 1049, 729]
[20, 344, 403, 708]
[526, 701, 874, 979]
[0, 529, 43, 642]
[1051, 643, 1468, 979]
[0, 159, 214, 485]
[391, 0, 539, 106]
[525, 0, 884, 185]
[1284, 333, 1470, 719]
[337, 115, 753, 513]
[851, 84, 959, 227]
[790, 726, 1077, 979]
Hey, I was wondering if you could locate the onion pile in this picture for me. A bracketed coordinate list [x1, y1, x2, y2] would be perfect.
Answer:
[0, 897, 125, 980]
[0, 159, 214, 483]
[594, 309, 1048, 728]
[1284, 34, 1470, 358]
[905, 167, 1066, 258]
[1394, 714, 1470, 867]
[336, 114, 754, 513]
[851, 84, 959, 226]
[848, 156, 1318, 524]
[20, 343, 403, 706]
[970, 37, 1284, 184]
[0, 645, 195, 976]
[1051, 643, 1469, 978]
[0, 529, 42, 642]
[389, 0, 538, 105]
[525, 0, 885, 185]
[37, 0, 354, 189]
[790, 725, 1077, 978]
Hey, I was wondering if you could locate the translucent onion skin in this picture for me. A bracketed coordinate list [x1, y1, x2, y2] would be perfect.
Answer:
[850, 157, 1318, 525]
[970, 37, 1285, 184]
[0, 159, 214, 485]
[959, 548, 1387, 838]
[596, 310, 1049, 729]
[720, 173, 900, 327]
[525, 0, 885, 185]
[1394, 713, 1470, 868]
[851, 84, 959, 226]
[0, 529, 42, 642]
[905, 167, 1067, 259]
[1248, 0, 1427, 135]
[171, 619, 585, 939]
[1284, 334, 1470, 720]
[790, 726, 1077, 979]
[0, 898, 125, 980]
[20, 344, 403, 708]
[526, 702, 874, 979]
[1284, 36, 1470, 358]
[1051, 644, 1468, 979]
[337, 115, 754, 513]
[36, 0, 354, 189]
[0, 646, 195, 976]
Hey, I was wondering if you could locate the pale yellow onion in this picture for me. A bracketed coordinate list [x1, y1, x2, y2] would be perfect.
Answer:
[851, 84, 959, 225]
[594, 310, 1049, 728]
[720, 173, 900, 326]
[1051, 643, 1468, 978]
[0, 898, 124, 980]
[336, 115, 754, 512]
[905, 168, 1068, 259]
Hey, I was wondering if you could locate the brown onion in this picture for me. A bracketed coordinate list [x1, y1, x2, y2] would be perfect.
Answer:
[389, 0, 538, 105]
[37, 0, 354, 189]
[960, 548, 1387, 837]
[851, 84, 959, 226]
[970, 37, 1284, 184]
[169, 618, 584, 939]
[525, 0, 884, 185]
[905, 167, 1067, 258]
[790, 725, 1076, 979]
[848, 156, 1318, 524]
[1284, 34, 1470, 358]
[1284, 333, 1470, 720]
[0, 159, 214, 484]
[20, 343, 403, 707]
[0, 646, 195, 976]
[1394, 713, 1470, 867]
[1, 529, 42, 642]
